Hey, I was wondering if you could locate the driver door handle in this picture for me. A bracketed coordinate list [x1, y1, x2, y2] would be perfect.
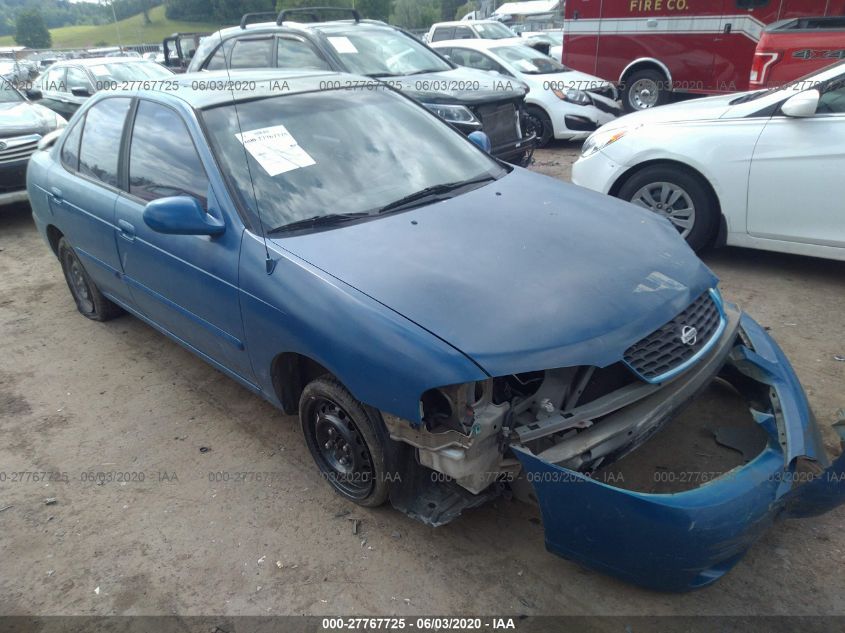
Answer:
[117, 219, 136, 241]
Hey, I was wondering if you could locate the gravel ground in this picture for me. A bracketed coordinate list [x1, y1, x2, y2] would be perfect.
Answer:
[1, 142, 844, 618]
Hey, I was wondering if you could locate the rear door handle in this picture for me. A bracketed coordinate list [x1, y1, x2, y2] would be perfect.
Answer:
[117, 219, 136, 241]
[50, 187, 63, 202]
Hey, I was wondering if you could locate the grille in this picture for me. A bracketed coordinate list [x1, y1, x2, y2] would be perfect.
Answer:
[624, 291, 722, 382]
[0, 134, 40, 166]
[476, 103, 520, 147]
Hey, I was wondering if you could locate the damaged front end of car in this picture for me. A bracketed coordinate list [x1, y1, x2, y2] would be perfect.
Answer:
[382, 290, 845, 591]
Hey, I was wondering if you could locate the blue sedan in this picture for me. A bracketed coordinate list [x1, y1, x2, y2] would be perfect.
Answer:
[26, 70, 845, 591]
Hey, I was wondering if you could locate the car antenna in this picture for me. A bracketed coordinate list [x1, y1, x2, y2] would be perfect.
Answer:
[216, 30, 276, 275]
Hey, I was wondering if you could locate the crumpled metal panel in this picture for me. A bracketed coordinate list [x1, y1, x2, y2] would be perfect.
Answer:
[515, 314, 845, 592]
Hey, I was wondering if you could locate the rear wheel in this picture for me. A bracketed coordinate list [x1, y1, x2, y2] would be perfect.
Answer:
[57, 238, 123, 321]
[617, 165, 717, 252]
[622, 69, 670, 112]
[299, 376, 391, 507]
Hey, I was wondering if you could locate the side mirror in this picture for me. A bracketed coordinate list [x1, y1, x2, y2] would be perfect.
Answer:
[143, 196, 224, 236]
[782, 89, 820, 118]
[468, 130, 492, 153]
[71, 86, 93, 97]
[26, 88, 42, 100]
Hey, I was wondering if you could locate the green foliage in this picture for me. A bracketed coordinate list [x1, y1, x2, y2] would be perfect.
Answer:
[0, 1, 164, 38]
[274, 0, 391, 22]
[454, 1, 476, 20]
[14, 8, 51, 48]
[391, 0, 440, 29]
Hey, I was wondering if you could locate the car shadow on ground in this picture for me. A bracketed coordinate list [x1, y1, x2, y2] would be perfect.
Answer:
[702, 246, 845, 285]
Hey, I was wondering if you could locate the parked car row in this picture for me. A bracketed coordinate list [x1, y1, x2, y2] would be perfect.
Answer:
[0, 79, 66, 206]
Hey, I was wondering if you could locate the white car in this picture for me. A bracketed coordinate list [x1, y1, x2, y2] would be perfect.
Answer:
[572, 61, 845, 260]
[427, 20, 520, 43]
[521, 30, 563, 62]
[431, 39, 620, 146]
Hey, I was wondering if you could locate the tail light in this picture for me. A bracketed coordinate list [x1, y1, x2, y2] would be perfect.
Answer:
[749, 52, 781, 89]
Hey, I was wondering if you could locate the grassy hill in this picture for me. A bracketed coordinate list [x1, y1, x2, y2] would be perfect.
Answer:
[0, 5, 224, 49]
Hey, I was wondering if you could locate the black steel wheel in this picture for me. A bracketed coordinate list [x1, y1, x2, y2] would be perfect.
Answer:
[300, 376, 391, 506]
[57, 238, 123, 321]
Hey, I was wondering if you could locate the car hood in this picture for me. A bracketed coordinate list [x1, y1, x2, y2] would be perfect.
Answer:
[0, 101, 60, 137]
[391, 66, 528, 105]
[603, 92, 743, 130]
[273, 169, 716, 377]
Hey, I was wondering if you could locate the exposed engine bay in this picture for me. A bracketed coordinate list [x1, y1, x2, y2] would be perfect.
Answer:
[384, 307, 766, 500]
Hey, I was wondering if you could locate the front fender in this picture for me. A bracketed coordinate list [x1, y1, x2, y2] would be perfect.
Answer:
[239, 232, 487, 423]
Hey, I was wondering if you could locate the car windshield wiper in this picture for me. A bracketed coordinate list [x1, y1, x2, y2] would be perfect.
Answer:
[368, 72, 400, 78]
[267, 212, 369, 235]
[377, 175, 496, 215]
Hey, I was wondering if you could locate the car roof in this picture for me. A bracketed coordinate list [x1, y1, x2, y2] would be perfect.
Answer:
[51, 57, 160, 67]
[430, 20, 500, 28]
[100, 69, 361, 109]
[211, 17, 391, 41]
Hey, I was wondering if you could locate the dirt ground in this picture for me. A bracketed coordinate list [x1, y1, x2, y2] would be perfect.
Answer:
[2, 141, 845, 618]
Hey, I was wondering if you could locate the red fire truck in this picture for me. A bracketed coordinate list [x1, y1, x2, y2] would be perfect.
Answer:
[562, 0, 845, 111]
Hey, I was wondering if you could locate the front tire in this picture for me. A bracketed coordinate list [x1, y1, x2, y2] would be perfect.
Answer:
[58, 238, 123, 321]
[525, 105, 554, 147]
[622, 69, 670, 112]
[299, 376, 391, 507]
[617, 165, 717, 252]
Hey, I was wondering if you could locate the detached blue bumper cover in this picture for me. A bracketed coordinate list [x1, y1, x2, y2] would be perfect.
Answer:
[516, 314, 845, 592]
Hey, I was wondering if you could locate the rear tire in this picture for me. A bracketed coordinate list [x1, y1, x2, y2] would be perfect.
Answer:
[622, 69, 670, 112]
[617, 165, 717, 252]
[300, 376, 391, 507]
[58, 238, 123, 321]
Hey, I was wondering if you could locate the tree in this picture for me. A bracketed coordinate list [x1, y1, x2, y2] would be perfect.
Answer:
[390, 0, 439, 29]
[14, 9, 52, 48]
[454, 1, 476, 20]
[440, 0, 464, 20]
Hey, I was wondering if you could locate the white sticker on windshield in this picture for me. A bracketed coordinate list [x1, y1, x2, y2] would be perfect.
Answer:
[90, 66, 110, 77]
[327, 36, 359, 54]
[515, 59, 536, 72]
[235, 125, 316, 177]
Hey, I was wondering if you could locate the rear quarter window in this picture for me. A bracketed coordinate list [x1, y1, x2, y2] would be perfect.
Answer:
[60, 117, 84, 171]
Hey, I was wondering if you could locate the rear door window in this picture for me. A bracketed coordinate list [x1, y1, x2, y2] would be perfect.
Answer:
[230, 38, 274, 69]
[453, 26, 475, 39]
[276, 37, 330, 70]
[431, 27, 455, 42]
[128, 100, 209, 208]
[78, 97, 132, 188]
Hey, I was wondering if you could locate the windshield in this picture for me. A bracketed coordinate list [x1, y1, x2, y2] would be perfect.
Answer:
[202, 89, 504, 234]
[322, 27, 451, 76]
[0, 78, 23, 102]
[492, 45, 567, 74]
[88, 61, 173, 83]
[475, 22, 517, 39]
[529, 32, 562, 45]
